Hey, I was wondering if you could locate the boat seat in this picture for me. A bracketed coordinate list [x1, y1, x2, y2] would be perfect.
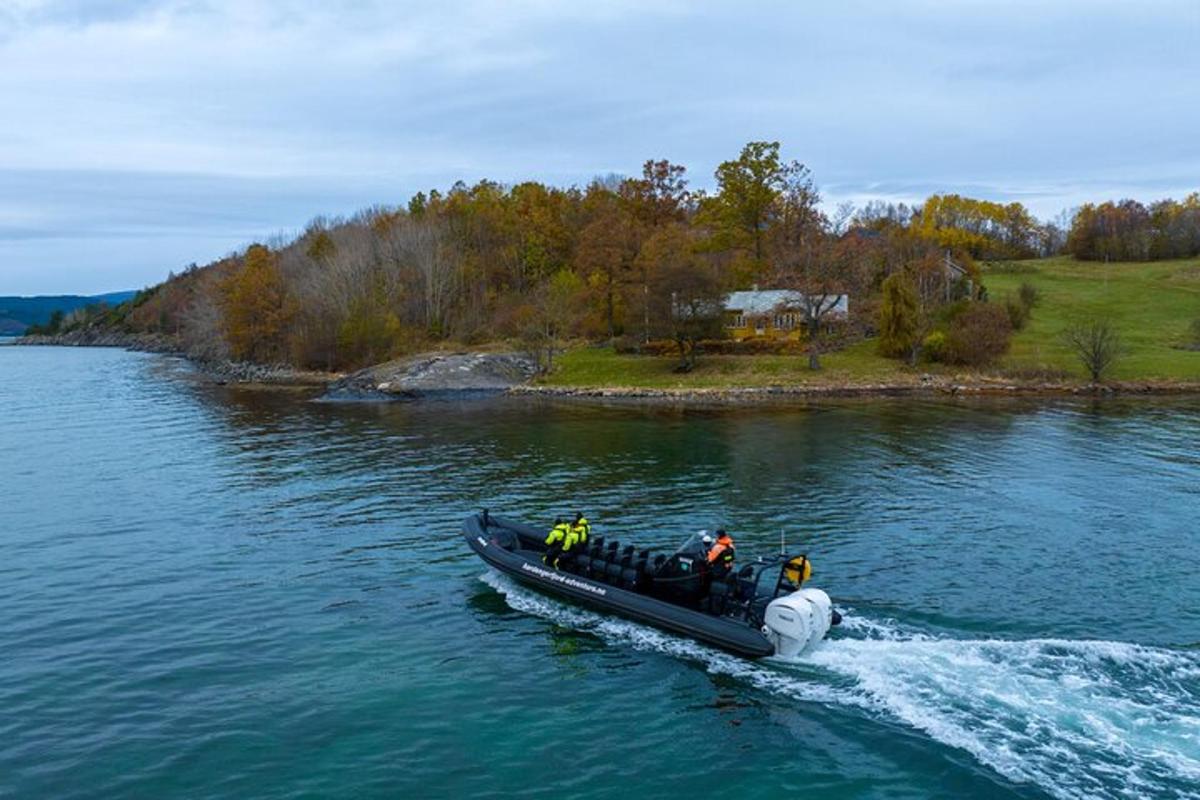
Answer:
[489, 526, 519, 550]
[617, 547, 637, 588]
[564, 550, 589, 575]
[605, 544, 624, 582]
[633, 551, 651, 589]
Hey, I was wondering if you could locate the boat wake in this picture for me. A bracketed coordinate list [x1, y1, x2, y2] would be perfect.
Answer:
[482, 571, 1200, 800]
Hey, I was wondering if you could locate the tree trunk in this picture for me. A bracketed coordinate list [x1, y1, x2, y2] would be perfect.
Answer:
[807, 316, 822, 370]
[642, 281, 650, 344]
[605, 269, 615, 341]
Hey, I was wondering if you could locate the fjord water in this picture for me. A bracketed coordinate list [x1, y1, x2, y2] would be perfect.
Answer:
[2, 347, 1198, 800]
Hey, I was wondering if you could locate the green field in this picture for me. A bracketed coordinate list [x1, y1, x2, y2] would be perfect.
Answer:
[984, 256, 1200, 380]
[541, 257, 1200, 389]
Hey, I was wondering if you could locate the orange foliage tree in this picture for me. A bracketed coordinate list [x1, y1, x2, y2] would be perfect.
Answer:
[219, 244, 294, 362]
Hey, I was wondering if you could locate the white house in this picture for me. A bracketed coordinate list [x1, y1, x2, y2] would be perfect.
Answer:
[724, 288, 849, 339]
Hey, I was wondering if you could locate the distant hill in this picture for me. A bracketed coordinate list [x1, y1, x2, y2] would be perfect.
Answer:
[0, 291, 137, 335]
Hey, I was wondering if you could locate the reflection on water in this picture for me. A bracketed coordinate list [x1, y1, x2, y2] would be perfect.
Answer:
[2, 346, 1198, 800]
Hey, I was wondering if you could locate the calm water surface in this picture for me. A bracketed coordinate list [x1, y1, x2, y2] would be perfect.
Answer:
[2, 346, 1198, 800]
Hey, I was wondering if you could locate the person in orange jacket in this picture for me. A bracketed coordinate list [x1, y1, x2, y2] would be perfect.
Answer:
[706, 529, 735, 577]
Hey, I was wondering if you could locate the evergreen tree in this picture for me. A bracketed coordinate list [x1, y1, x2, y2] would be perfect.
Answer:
[878, 272, 919, 360]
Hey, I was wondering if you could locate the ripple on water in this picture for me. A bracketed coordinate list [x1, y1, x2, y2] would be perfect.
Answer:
[2, 347, 1199, 800]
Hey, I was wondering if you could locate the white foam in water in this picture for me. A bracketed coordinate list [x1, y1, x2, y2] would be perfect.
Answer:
[482, 571, 1200, 800]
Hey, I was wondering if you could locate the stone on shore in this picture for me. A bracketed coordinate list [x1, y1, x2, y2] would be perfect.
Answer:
[320, 351, 539, 401]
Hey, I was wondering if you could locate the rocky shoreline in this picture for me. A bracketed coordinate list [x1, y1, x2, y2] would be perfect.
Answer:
[512, 378, 1200, 404]
[17, 329, 181, 353]
[16, 330, 336, 387]
[14, 333, 1200, 402]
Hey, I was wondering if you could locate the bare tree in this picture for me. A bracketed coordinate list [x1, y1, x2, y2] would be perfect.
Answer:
[774, 236, 866, 370]
[380, 215, 459, 336]
[521, 270, 584, 372]
[1062, 319, 1124, 382]
[642, 225, 724, 372]
[179, 290, 229, 362]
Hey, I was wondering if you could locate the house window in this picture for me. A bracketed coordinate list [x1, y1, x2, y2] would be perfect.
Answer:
[731, 314, 745, 328]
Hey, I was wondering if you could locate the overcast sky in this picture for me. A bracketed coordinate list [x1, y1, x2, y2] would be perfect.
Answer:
[2, 0, 1198, 294]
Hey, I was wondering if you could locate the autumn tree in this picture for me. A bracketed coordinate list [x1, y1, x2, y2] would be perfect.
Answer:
[1066, 196, 1200, 262]
[219, 244, 293, 362]
[640, 224, 724, 371]
[574, 202, 640, 339]
[765, 167, 849, 368]
[703, 141, 810, 283]
[509, 182, 576, 288]
[878, 272, 919, 360]
[621, 159, 690, 229]
[915, 194, 1040, 259]
[520, 270, 587, 371]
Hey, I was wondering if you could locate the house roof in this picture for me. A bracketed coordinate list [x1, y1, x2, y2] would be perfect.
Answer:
[725, 289, 802, 314]
[943, 253, 968, 277]
[725, 289, 848, 315]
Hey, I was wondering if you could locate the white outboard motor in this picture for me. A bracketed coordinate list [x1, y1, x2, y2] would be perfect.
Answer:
[763, 587, 833, 658]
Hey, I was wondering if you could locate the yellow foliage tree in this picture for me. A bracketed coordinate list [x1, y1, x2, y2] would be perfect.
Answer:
[219, 244, 293, 362]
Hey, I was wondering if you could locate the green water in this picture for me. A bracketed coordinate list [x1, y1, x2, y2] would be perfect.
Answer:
[2, 346, 1198, 799]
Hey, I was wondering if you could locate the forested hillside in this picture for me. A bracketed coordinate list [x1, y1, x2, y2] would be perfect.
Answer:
[67, 140, 1200, 373]
[0, 291, 135, 335]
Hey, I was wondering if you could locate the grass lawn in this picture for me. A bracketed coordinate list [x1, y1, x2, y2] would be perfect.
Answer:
[540, 256, 1200, 389]
[540, 339, 920, 390]
[985, 256, 1200, 380]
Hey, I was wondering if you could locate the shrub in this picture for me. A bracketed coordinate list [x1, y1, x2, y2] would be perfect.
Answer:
[921, 331, 948, 363]
[944, 303, 1013, 366]
[619, 337, 834, 357]
[612, 335, 643, 354]
[1018, 281, 1040, 309]
[337, 299, 404, 369]
[936, 299, 971, 326]
[1005, 295, 1030, 331]
[700, 338, 801, 355]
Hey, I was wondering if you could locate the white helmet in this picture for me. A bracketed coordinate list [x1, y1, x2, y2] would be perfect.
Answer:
[701, 534, 713, 545]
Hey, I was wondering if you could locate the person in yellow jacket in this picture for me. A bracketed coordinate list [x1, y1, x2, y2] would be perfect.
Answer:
[543, 518, 573, 567]
[570, 512, 590, 548]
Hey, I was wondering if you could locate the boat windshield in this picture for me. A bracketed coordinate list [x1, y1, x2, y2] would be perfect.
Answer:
[673, 531, 713, 560]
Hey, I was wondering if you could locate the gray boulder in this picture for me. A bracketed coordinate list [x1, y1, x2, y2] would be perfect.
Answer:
[320, 351, 538, 401]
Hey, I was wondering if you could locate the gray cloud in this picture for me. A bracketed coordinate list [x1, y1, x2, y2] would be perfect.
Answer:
[1, 0, 1198, 292]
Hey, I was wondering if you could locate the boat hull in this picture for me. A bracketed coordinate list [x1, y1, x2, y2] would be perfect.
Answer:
[464, 513, 775, 658]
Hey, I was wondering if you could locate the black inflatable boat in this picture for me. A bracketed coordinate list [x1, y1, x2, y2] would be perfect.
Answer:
[464, 511, 838, 659]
